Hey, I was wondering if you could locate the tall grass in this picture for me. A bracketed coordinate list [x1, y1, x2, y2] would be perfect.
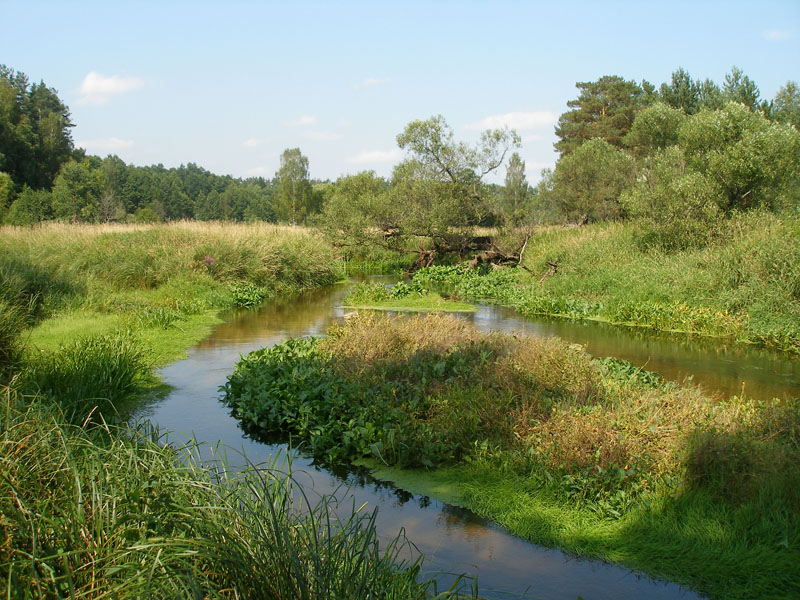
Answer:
[0, 221, 343, 360]
[0, 221, 340, 306]
[0, 387, 455, 599]
[20, 333, 150, 424]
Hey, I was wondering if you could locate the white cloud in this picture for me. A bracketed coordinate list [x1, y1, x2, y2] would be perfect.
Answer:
[354, 77, 388, 89]
[283, 115, 317, 126]
[764, 29, 790, 40]
[346, 148, 404, 164]
[77, 71, 142, 104]
[466, 110, 557, 131]
[301, 130, 343, 142]
[243, 138, 263, 148]
[76, 137, 135, 151]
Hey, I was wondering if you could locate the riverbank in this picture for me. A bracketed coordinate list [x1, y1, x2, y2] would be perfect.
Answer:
[223, 313, 800, 600]
[1, 222, 342, 365]
[414, 210, 800, 354]
[0, 223, 465, 598]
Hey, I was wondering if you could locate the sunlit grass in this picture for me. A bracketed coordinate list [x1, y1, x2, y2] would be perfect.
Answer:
[0, 388, 461, 599]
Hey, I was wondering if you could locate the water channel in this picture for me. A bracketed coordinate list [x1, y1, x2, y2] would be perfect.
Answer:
[133, 280, 800, 599]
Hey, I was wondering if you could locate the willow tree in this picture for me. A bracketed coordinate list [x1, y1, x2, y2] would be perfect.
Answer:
[319, 115, 519, 267]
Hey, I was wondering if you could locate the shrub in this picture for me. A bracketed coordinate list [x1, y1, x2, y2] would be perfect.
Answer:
[620, 147, 724, 252]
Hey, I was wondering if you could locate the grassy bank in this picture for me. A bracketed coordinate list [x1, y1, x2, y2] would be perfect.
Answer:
[414, 210, 800, 354]
[341, 281, 476, 313]
[1, 221, 342, 366]
[223, 313, 800, 599]
[1, 223, 470, 598]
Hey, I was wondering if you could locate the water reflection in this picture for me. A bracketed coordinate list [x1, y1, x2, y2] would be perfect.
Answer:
[463, 304, 799, 401]
[128, 279, 800, 599]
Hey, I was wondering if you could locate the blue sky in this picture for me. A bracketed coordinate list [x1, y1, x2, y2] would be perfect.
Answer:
[2, 1, 798, 183]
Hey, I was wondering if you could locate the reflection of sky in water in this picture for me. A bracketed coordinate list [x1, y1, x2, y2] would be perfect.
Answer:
[129, 279, 800, 599]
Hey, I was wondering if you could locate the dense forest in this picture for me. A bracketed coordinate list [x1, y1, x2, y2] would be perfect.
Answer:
[2, 64, 798, 242]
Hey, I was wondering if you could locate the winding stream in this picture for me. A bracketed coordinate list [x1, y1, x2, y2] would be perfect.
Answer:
[133, 280, 800, 599]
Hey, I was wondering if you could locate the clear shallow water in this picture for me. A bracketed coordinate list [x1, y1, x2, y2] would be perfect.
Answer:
[133, 281, 798, 599]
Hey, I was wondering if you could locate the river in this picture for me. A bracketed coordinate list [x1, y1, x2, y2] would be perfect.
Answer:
[133, 280, 800, 599]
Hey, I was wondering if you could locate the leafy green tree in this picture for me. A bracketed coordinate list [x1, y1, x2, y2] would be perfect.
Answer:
[319, 116, 519, 264]
[659, 68, 726, 114]
[274, 148, 313, 225]
[134, 206, 159, 223]
[698, 78, 725, 110]
[196, 189, 221, 220]
[242, 182, 275, 222]
[620, 147, 723, 251]
[624, 102, 686, 156]
[317, 171, 396, 251]
[553, 138, 635, 222]
[393, 114, 519, 251]
[501, 152, 529, 224]
[527, 168, 560, 225]
[0, 65, 74, 190]
[0, 171, 13, 221]
[659, 67, 701, 114]
[554, 76, 653, 155]
[120, 168, 151, 214]
[678, 102, 800, 212]
[722, 66, 761, 111]
[773, 81, 800, 129]
[4, 187, 53, 225]
[51, 160, 102, 222]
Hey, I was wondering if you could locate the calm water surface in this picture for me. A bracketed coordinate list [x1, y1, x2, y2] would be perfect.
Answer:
[133, 281, 799, 599]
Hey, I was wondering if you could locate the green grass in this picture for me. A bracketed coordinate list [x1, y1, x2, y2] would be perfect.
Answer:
[0, 389, 464, 599]
[1, 222, 343, 362]
[222, 313, 800, 599]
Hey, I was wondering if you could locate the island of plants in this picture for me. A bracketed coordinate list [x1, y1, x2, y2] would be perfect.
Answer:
[223, 312, 800, 600]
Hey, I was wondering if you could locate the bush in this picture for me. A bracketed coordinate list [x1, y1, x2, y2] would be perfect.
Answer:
[621, 147, 723, 252]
